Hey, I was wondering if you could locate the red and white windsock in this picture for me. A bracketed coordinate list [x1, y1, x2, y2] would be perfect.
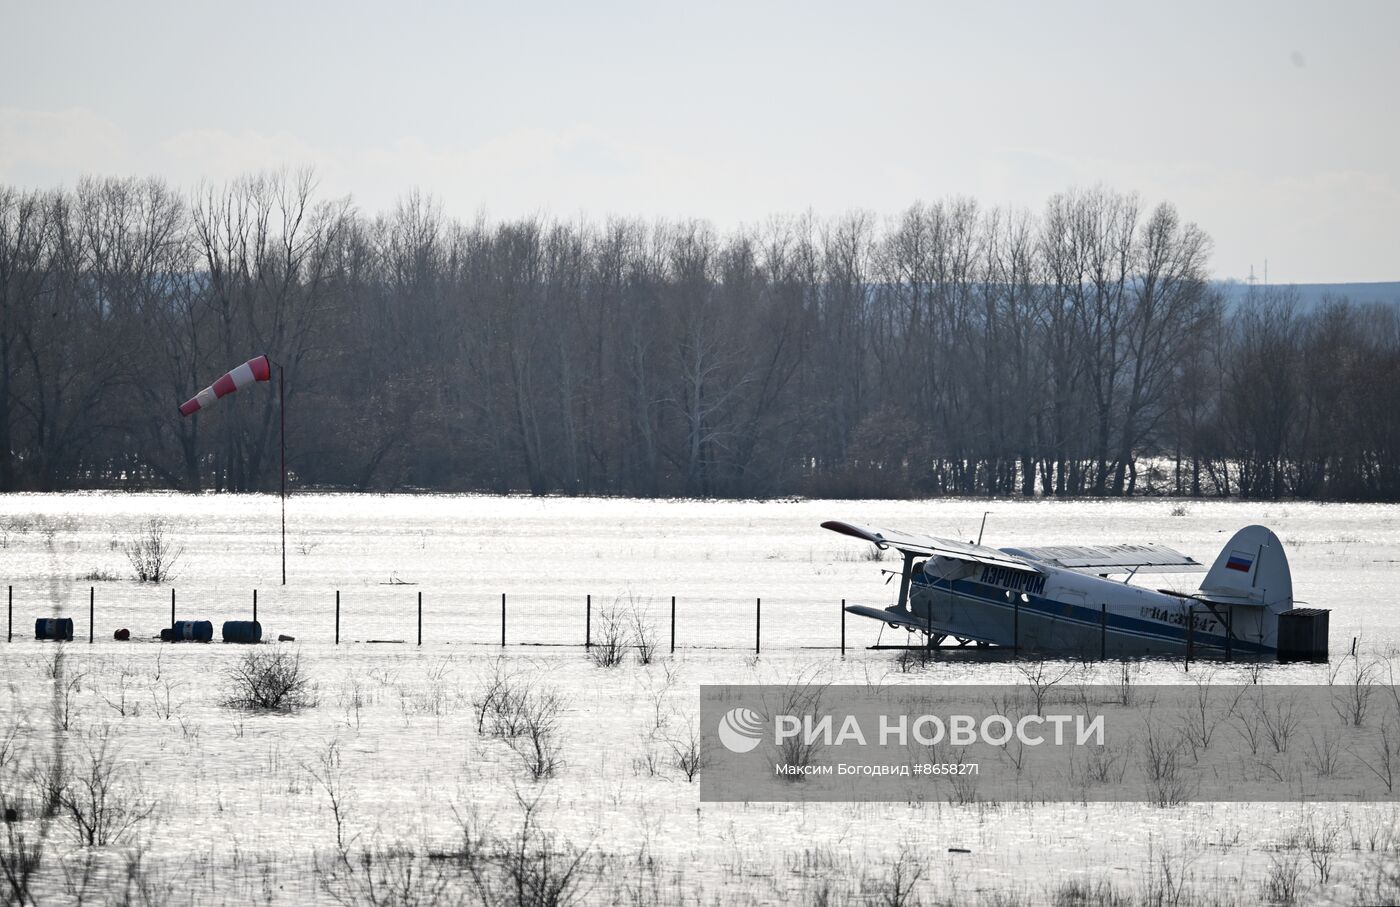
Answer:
[179, 355, 272, 416]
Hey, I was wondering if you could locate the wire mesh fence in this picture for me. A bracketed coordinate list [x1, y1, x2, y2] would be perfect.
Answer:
[5, 583, 865, 652]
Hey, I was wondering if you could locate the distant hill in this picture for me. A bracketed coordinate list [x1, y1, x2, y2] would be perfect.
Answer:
[1214, 280, 1400, 310]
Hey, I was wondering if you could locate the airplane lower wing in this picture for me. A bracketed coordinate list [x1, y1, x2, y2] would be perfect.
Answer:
[844, 603, 995, 644]
[823, 521, 1039, 572]
[845, 603, 936, 632]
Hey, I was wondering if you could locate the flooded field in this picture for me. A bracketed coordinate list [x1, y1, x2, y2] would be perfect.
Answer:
[2, 493, 1399, 904]
[3, 493, 1398, 653]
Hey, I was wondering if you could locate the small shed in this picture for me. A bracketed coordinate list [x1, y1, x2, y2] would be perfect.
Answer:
[1277, 608, 1329, 663]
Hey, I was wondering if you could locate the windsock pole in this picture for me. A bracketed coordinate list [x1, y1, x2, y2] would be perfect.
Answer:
[178, 353, 285, 582]
[280, 362, 286, 586]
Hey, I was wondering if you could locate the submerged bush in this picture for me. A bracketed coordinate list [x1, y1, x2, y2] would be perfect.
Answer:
[54, 728, 158, 848]
[123, 519, 184, 584]
[589, 594, 659, 668]
[505, 689, 564, 781]
[224, 648, 317, 711]
[588, 606, 630, 668]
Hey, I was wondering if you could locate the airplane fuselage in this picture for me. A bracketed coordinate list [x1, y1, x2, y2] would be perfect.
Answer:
[902, 551, 1273, 657]
[828, 520, 1299, 659]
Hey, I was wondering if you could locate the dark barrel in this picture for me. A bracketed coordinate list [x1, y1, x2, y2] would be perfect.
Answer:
[221, 620, 262, 644]
[170, 619, 213, 642]
[34, 618, 74, 641]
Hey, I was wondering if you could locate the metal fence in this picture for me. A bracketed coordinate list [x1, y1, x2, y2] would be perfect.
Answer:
[5, 584, 878, 653]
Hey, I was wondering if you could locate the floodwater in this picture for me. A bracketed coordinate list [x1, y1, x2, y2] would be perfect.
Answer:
[1, 493, 1398, 904]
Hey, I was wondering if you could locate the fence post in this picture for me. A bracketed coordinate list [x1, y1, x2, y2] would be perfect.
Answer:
[1012, 595, 1019, 659]
[335, 591, 340, 645]
[171, 588, 176, 631]
[253, 589, 258, 626]
[1186, 607, 1194, 669]
[1225, 608, 1233, 662]
[840, 599, 845, 655]
[755, 598, 761, 655]
[1100, 603, 1107, 660]
[6, 585, 10, 642]
[585, 594, 591, 649]
[418, 591, 423, 647]
[89, 587, 94, 644]
[670, 596, 676, 654]
[501, 593, 506, 647]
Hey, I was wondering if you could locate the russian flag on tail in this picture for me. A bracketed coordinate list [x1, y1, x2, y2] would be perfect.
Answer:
[1225, 551, 1254, 573]
[179, 355, 271, 416]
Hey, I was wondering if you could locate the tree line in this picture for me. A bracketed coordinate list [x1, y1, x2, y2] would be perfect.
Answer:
[1, 173, 1397, 500]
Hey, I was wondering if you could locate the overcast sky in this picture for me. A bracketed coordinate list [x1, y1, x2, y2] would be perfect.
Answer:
[2, 1, 1396, 283]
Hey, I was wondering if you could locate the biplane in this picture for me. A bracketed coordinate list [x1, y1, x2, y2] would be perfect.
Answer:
[824, 520, 1324, 659]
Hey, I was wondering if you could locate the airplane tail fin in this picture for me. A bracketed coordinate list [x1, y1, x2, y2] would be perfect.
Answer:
[1198, 525, 1292, 610]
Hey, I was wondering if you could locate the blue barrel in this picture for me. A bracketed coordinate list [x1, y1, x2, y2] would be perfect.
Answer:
[170, 620, 213, 642]
[221, 621, 262, 644]
[34, 618, 74, 641]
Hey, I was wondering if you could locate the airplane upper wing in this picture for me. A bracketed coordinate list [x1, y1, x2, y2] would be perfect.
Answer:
[821, 520, 1040, 572]
[1013, 543, 1205, 574]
